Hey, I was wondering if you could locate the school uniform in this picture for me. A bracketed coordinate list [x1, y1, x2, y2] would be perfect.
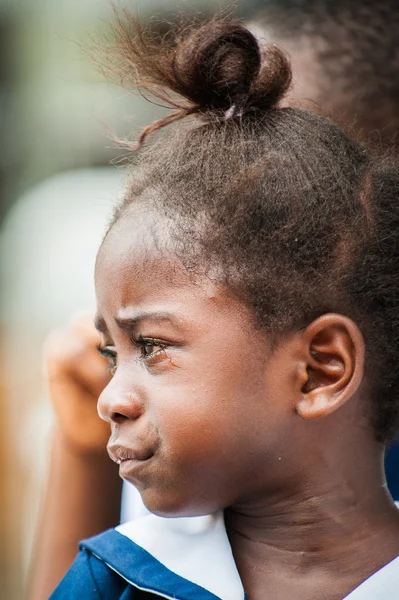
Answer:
[49, 512, 399, 600]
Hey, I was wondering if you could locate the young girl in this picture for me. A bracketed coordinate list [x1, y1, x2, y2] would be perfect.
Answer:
[49, 15, 399, 600]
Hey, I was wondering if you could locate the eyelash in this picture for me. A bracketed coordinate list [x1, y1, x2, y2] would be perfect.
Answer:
[97, 337, 168, 373]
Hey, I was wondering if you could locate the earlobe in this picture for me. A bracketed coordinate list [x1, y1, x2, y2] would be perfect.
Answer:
[295, 314, 365, 420]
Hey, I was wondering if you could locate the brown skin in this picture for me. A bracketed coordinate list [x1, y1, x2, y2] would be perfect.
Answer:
[28, 314, 122, 600]
[95, 203, 399, 600]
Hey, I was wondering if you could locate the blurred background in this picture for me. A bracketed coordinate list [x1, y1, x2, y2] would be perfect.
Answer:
[0, 1, 267, 598]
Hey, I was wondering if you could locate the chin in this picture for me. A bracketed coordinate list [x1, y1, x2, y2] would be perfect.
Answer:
[139, 487, 218, 518]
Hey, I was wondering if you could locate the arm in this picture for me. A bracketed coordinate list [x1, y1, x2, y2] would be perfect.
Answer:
[28, 313, 123, 600]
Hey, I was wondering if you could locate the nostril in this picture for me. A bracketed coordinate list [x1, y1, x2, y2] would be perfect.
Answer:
[98, 388, 144, 423]
[112, 412, 128, 424]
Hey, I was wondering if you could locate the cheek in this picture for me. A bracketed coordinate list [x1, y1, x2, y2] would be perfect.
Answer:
[149, 360, 268, 461]
[137, 352, 292, 513]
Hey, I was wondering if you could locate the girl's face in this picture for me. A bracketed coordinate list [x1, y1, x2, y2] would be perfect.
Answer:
[95, 204, 297, 516]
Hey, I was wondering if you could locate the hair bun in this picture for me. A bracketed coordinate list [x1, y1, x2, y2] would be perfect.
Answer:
[174, 20, 291, 118]
[112, 15, 292, 147]
[175, 22, 261, 115]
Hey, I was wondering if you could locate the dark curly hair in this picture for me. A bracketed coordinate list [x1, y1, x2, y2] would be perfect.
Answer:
[106, 14, 399, 443]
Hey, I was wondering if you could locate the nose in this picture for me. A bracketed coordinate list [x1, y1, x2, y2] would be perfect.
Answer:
[97, 374, 144, 424]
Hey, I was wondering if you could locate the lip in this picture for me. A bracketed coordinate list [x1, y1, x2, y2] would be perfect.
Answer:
[118, 456, 154, 478]
[107, 443, 154, 465]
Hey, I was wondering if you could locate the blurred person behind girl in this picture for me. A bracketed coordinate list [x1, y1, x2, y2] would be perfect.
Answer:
[251, 0, 399, 150]
[48, 12, 399, 600]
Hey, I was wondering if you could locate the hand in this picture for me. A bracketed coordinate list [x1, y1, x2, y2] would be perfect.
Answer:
[45, 311, 112, 455]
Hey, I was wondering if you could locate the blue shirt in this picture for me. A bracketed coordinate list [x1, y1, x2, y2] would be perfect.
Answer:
[50, 512, 399, 600]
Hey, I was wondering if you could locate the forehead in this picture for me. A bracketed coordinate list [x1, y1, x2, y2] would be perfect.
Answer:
[98, 203, 170, 271]
[96, 203, 189, 301]
[95, 203, 243, 326]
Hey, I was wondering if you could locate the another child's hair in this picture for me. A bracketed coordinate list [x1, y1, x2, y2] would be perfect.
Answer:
[253, 0, 399, 148]
[108, 15, 399, 443]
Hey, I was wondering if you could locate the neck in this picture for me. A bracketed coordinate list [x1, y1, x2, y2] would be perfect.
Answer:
[226, 446, 399, 600]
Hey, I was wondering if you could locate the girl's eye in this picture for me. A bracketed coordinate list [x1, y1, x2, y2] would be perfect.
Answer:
[96, 344, 117, 374]
[137, 337, 168, 362]
[96, 339, 170, 371]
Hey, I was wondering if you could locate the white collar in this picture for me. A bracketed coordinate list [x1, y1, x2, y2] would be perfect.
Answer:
[343, 554, 399, 599]
[114, 512, 399, 600]
[116, 512, 244, 600]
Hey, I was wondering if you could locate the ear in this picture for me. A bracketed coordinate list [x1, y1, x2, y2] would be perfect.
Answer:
[295, 314, 365, 420]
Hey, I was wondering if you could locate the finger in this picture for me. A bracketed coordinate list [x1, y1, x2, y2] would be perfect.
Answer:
[50, 376, 111, 451]
[45, 329, 111, 397]
[69, 310, 102, 343]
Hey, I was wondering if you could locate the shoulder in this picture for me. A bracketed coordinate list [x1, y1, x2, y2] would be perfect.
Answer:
[49, 529, 151, 599]
[50, 514, 242, 600]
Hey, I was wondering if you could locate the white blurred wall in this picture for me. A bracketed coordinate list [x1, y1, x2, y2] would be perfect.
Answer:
[0, 167, 122, 598]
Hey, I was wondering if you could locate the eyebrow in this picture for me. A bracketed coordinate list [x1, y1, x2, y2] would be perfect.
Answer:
[94, 310, 183, 334]
[114, 310, 182, 330]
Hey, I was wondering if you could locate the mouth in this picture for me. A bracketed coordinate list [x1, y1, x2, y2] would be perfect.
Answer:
[107, 444, 154, 475]
[117, 456, 154, 479]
